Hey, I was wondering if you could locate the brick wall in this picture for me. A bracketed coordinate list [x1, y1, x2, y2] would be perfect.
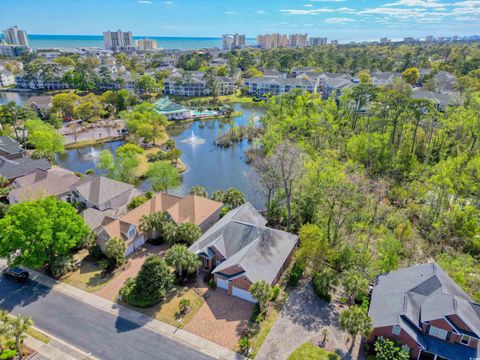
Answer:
[369, 326, 421, 358]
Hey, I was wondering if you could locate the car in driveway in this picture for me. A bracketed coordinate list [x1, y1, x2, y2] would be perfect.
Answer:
[3, 267, 30, 282]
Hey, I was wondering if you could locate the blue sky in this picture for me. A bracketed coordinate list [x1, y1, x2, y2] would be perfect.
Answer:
[1, 0, 479, 41]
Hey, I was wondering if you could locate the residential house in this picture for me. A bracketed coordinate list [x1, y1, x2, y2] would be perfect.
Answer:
[0, 155, 51, 182]
[0, 136, 24, 160]
[434, 71, 458, 94]
[371, 71, 402, 86]
[8, 168, 80, 204]
[321, 77, 355, 98]
[188, 203, 298, 303]
[68, 175, 142, 217]
[243, 77, 318, 97]
[290, 66, 319, 77]
[98, 193, 223, 256]
[368, 262, 480, 360]
[154, 97, 191, 120]
[411, 90, 462, 111]
[262, 69, 286, 78]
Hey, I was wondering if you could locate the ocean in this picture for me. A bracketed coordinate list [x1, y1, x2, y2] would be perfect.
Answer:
[26, 34, 256, 51]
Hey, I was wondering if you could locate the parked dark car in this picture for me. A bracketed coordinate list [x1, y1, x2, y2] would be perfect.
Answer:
[3, 267, 30, 282]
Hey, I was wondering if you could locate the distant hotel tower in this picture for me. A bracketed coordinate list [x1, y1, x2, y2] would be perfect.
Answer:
[136, 38, 157, 51]
[3, 25, 29, 47]
[222, 34, 246, 50]
[257, 33, 307, 49]
[103, 30, 135, 52]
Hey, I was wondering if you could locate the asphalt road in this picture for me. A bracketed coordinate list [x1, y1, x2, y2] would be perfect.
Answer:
[0, 276, 215, 360]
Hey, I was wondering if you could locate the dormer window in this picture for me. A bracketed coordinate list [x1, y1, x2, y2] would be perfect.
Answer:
[392, 325, 401, 335]
[428, 326, 448, 340]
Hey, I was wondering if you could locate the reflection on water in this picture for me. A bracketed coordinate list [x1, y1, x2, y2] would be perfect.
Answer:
[0, 91, 39, 105]
[56, 103, 266, 209]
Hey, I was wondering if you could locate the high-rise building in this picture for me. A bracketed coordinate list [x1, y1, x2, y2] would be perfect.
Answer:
[308, 37, 327, 46]
[222, 33, 245, 50]
[403, 37, 415, 43]
[103, 30, 135, 51]
[425, 35, 434, 42]
[380, 37, 391, 44]
[257, 34, 288, 49]
[288, 34, 308, 48]
[136, 38, 157, 51]
[330, 40, 339, 46]
[3, 26, 29, 47]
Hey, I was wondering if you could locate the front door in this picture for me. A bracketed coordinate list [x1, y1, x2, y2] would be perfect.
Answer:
[203, 257, 209, 270]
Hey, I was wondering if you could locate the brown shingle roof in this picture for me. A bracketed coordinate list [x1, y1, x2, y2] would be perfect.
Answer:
[103, 193, 222, 240]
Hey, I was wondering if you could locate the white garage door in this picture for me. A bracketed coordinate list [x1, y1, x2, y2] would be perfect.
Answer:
[133, 236, 145, 250]
[216, 277, 228, 290]
[125, 243, 135, 257]
[232, 287, 257, 303]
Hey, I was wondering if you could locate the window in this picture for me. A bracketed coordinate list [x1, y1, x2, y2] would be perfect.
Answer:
[461, 334, 471, 346]
[392, 325, 401, 335]
[428, 326, 448, 340]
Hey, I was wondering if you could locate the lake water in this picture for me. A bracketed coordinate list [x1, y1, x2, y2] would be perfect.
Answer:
[56, 103, 266, 209]
[0, 91, 37, 105]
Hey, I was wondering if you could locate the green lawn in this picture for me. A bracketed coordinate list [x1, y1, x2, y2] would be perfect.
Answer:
[63, 251, 116, 292]
[288, 343, 340, 360]
[125, 286, 204, 328]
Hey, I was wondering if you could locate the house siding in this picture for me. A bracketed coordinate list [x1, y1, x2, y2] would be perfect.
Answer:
[369, 326, 421, 358]
[447, 315, 479, 349]
[230, 275, 252, 292]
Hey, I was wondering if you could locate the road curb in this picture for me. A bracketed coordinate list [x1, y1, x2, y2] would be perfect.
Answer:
[27, 269, 245, 360]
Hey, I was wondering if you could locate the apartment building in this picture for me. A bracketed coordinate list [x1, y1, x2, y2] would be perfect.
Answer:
[257, 34, 289, 49]
[0, 45, 31, 57]
[103, 30, 135, 52]
[288, 34, 308, 48]
[243, 77, 318, 96]
[3, 26, 29, 46]
[309, 37, 327, 46]
[136, 38, 157, 51]
[163, 72, 234, 96]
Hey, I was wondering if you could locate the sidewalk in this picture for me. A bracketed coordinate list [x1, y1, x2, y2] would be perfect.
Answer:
[28, 269, 243, 360]
[26, 333, 89, 360]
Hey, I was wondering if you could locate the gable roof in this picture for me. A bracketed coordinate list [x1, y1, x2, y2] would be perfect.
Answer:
[73, 176, 137, 208]
[189, 202, 298, 285]
[9, 168, 80, 203]
[0, 156, 51, 180]
[103, 193, 222, 241]
[369, 262, 480, 337]
[0, 136, 23, 156]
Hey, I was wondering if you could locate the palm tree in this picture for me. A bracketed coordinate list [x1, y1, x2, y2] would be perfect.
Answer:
[10, 315, 33, 359]
[339, 306, 372, 353]
[139, 211, 172, 242]
[165, 244, 201, 277]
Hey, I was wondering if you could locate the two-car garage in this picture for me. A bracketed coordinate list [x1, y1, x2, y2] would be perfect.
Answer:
[215, 276, 257, 303]
[125, 235, 145, 257]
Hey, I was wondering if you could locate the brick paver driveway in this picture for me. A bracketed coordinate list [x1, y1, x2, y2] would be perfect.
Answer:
[184, 287, 253, 350]
[256, 281, 360, 360]
[94, 243, 168, 301]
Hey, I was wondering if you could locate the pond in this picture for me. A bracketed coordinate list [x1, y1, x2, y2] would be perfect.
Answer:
[56, 103, 267, 209]
[0, 91, 37, 105]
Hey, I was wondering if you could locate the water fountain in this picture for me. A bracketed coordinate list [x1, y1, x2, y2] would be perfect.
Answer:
[180, 130, 205, 145]
[84, 146, 101, 160]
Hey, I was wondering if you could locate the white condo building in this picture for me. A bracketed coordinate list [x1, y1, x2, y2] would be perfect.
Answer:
[3, 26, 29, 47]
[103, 30, 135, 52]
[222, 34, 245, 50]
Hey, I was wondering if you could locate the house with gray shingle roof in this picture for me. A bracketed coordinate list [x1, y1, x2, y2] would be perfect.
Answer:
[188, 202, 298, 303]
[69, 175, 142, 217]
[368, 262, 480, 360]
[0, 155, 50, 181]
[0, 136, 24, 159]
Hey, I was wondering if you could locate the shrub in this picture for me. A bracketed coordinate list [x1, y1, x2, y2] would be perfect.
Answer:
[374, 337, 410, 360]
[238, 336, 250, 355]
[312, 269, 338, 302]
[288, 260, 305, 286]
[208, 278, 216, 289]
[271, 285, 280, 301]
[120, 256, 174, 307]
[175, 223, 201, 245]
[85, 168, 95, 175]
[127, 195, 148, 210]
[0, 349, 17, 360]
[50, 255, 76, 277]
[178, 298, 191, 314]
[104, 237, 127, 268]
[249, 280, 272, 311]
